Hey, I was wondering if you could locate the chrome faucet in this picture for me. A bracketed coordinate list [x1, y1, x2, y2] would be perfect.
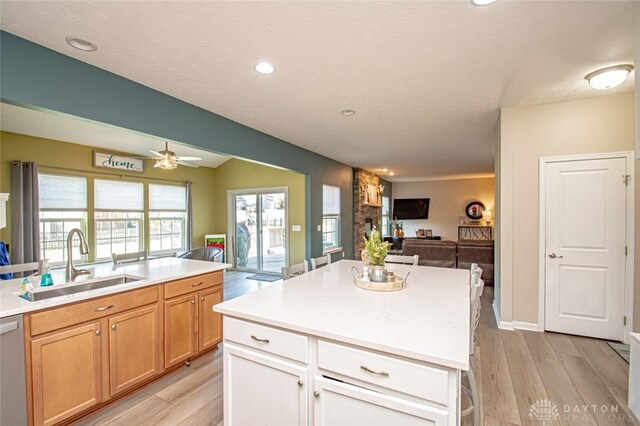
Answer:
[66, 228, 90, 282]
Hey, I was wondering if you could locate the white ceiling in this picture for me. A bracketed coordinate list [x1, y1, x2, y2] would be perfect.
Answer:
[0, 103, 231, 168]
[0, 1, 635, 181]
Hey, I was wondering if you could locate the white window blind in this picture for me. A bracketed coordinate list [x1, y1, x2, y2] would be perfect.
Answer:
[94, 179, 144, 211]
[39, 174, 87, 210]
[149, 184, 187, 211]
[323, 185, 341, 215]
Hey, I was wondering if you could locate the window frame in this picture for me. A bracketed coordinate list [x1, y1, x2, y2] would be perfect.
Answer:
[381, 196, 390, 237]
[322, 184, 342, 253]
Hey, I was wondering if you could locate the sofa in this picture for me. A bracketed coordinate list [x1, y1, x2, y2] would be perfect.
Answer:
[402, 239, 457, 268]
[401, 238, 494, 285]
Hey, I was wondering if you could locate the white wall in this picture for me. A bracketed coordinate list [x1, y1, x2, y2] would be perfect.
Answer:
[499, 92, 636, 326]
[392, 177, 495, 241]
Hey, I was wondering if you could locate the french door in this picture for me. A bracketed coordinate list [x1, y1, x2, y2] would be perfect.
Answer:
[229, 188, 288, 274]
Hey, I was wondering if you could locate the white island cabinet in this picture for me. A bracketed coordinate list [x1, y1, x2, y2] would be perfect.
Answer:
[214, 260, 471, 426]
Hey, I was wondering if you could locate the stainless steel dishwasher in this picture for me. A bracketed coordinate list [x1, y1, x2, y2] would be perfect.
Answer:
[0, 314, 27, 425]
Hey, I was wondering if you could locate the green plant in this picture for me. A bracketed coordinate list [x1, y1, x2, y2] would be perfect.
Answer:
[391, 219, 404, 230]
[363, 230, 389, 266]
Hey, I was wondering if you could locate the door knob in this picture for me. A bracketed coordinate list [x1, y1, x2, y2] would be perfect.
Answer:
[548, 253, 564, 259]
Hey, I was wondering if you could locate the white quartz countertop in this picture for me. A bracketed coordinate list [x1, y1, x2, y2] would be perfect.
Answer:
[0, 258, 230, 318]
[214, 260, 470, 370]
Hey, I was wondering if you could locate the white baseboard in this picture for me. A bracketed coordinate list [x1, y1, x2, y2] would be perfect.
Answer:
[492, 300, 514, 331]
[513, 321, 543, 332]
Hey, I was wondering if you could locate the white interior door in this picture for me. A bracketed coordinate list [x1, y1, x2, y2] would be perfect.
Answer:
[544, 157, 627, 341]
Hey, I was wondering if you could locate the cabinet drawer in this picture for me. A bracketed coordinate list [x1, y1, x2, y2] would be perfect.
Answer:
[224, 317, 308, 363]
[317, 340, 450, 406]
[30, 286, 158, 336]
[164, 272, 222, 299]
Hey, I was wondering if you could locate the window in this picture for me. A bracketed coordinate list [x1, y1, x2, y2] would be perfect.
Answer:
[322, 185, 341, 252]
[94, 179, 144, 260]
[38, 174, 88, 265]
[149, 184, 187, 254]
[382, 196, 390, 237]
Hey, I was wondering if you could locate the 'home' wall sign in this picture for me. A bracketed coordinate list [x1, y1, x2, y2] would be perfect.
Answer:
[93, 152, 144, 173]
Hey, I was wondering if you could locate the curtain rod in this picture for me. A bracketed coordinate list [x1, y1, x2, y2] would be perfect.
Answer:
[8, 161, 193, 185]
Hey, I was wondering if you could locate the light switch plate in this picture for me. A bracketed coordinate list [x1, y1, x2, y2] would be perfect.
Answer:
[292, 225, 301, 232]
[317, 225, 322, 232]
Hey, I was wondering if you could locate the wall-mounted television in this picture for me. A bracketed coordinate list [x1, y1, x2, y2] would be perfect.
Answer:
[393, 198, 430, 220]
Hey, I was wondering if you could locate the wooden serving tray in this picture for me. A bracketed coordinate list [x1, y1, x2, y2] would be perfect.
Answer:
[353, 272, 407, 292]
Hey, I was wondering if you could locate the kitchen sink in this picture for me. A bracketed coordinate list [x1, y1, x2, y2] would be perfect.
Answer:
[20, 275, 143, 302]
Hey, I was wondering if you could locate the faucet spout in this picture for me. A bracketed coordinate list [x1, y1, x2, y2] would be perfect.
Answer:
[66, 228, 91, 282]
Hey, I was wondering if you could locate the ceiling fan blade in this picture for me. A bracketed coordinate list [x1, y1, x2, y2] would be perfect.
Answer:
[177, 160, 200, 168]
[149, 150, 164, 157]
[175, 156, 203, 161]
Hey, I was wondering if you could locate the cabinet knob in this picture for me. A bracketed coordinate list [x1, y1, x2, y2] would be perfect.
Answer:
[111, 324, 116, 330]
[201, 297, 205, 301]
[95, 329, 101, 336]
[297, 380, 303, 388]
[192, 299, 195, 304]
[313, 391, 320, 398]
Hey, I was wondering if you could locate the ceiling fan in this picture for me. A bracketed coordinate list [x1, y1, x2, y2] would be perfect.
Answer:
[148, 142, 203, 169]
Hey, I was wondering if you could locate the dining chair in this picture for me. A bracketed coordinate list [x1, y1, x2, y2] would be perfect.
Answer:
[385, 254, 419, 266]
[310, 254, 332, 270]
[112, 250, 148, 265]
[281, 262, 309, 280]
[462, 271, 485, 426]
[0, 259, 45, 277]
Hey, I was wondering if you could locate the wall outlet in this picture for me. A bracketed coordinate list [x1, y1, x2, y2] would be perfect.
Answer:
[292, 225, 301, 232]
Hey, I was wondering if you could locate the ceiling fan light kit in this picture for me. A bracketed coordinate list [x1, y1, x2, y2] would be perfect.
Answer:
[149, 141, 203, 169]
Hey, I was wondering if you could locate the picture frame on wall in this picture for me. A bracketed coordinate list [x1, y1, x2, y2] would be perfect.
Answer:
[364, 184, 381, 206]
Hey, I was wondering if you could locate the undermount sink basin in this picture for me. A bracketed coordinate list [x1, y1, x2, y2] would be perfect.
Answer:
[20, 275, 143, 302]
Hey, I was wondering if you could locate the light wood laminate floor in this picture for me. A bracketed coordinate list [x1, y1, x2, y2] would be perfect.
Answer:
[76, 270, 637, 426]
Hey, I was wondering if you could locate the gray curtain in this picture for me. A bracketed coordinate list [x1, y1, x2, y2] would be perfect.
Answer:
[186, 181, 193, 250]
[10, 162, 41, 265]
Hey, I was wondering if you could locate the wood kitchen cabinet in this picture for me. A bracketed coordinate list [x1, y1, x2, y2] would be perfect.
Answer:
[30, 322, 103, 426]
[108, 304, 160, 396]
[23, 270, 224, 425]
[198, 286, 223, 352]
[164, 293, 197, 368]
[163, 272, 224, 368]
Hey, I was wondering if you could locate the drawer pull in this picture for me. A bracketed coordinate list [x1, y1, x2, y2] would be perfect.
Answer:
[360, 365, 389, 377]
[192, 281, 204, 287]
[251, 335, 270, 343]
[95, 304, 114, 312]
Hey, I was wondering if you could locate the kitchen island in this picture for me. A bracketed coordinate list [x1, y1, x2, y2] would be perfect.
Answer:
[0, 257, 230, 426]
[214, 259, 471, 426]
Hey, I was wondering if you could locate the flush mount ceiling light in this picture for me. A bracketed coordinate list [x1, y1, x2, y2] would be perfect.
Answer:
[471, 0, 497, 6]
[340, 109, 356, 116]
[254, 62, 276, 74]
[585, 64, 634, 90]
[65, 36, 98, 52]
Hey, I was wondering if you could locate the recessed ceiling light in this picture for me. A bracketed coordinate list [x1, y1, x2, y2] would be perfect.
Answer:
[389, 172, 395, 176]
[65, 36, 98, 52]
[471, 0, 497, 5]
[340, 109, 356, 116]
[585, 64, 634, 90]
[254, 62, 276, 74]
[382, 168, 388, 172]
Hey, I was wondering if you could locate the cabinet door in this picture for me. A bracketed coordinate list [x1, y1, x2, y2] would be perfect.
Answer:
[164, 294, 196, 368]
[31, 322, 102, 426]
[198, 286, 223, 353]
[313, 376, 449, 426]
[109, 305, 160, 396]
[224, 343, 308, 426]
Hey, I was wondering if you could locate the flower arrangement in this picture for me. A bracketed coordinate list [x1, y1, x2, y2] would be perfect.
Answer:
[362, 230, 389, 266]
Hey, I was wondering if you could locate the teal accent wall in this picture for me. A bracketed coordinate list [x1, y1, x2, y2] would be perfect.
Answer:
[0, 31, 355, 259]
